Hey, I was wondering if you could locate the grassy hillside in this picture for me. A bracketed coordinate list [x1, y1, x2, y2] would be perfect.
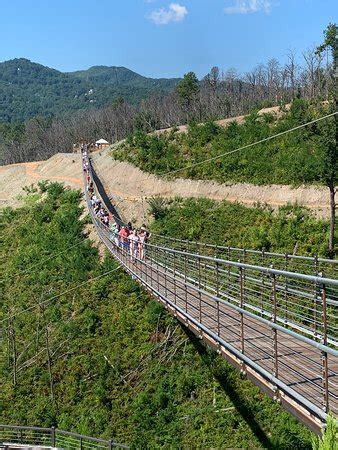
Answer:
[0, 59, 179, 122]
[0, 182, 316, 448]
[148, 197, 332, 257]
[114, 99, 336, 187]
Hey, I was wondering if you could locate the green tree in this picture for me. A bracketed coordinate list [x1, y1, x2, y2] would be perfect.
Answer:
[317, 114, 337, 257]
[312, 414, 338, 450]
[316, 23, 337, 256]
[176, 71, 200, 122]
[316, 23, 337, 59]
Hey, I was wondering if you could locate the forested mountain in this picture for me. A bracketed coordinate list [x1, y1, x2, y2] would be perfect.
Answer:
[0, 59, 180, 122]
[71, 65, 179, 89]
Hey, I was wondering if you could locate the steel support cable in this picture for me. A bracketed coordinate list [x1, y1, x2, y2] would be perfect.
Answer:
[158, 111, 338, 177]
[93, 111, 338, 206]
[1, 265, 121, 324]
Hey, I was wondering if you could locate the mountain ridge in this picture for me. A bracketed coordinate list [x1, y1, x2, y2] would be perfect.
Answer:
[0, 58, 180, 122]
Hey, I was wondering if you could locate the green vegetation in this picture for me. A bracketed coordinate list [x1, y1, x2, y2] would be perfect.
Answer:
[0, 59, 179, 122]
[149, 197, 333, 257]
[176, 71, 200, 121]
[1, 182, 317, 448]
[312, 414, 338, 450]
[114, 99, 337, 187]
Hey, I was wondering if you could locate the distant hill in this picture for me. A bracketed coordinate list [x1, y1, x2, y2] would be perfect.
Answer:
[0, 59, 180, 122]
[70, 65, 179, 89]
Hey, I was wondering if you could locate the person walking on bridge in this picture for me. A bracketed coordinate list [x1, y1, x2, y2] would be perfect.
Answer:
[119, 226, 130, 252]
[128, 229, 139, 262]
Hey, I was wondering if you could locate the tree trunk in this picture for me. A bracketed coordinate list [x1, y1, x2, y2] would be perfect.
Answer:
[328, 183, 336, 258]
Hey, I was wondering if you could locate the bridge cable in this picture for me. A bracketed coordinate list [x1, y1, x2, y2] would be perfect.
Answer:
[92, 111, 337, 221]
[159, 111, 338, 177]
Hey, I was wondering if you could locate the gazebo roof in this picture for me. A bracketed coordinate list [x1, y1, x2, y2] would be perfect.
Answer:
[95, 138, 109, 144]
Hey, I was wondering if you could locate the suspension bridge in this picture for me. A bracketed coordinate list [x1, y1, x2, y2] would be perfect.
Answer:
[85, 155, 338, 434]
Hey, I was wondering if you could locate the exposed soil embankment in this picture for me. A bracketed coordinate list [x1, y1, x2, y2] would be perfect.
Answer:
[0, 153, 82, 208]
[91, 148, 330, 223]
[0, 145, 330, 221]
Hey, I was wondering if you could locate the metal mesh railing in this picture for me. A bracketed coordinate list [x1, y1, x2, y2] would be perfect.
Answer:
[151, 234, 338, 280]
[0, 425, 128, 449]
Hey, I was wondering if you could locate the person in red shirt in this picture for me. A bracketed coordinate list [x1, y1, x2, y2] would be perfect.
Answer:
[118, 226, 130, 252]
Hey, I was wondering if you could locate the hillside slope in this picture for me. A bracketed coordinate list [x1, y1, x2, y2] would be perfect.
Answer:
[114, 99, 336, 188]
[0, 151, 330, 219]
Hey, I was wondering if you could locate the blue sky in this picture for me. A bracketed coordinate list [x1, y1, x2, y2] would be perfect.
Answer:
[0, 0, 336, 78]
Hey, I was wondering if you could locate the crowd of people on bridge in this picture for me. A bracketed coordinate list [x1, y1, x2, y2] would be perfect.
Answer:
[82, 146, 150, 261]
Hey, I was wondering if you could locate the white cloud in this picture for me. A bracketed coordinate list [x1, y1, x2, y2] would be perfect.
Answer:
[224, 0, 272, 14]
[148, 3, 188, 25]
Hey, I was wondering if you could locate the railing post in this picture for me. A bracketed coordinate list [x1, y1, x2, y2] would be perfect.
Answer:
[80, 436, 83, 450]
[261, 248, 265, 315]
[164, 249, 168, 297]
[321, 279, 329, 412]
[227, 246, 231, 290]
[216, 261, 220, 297]
[173, 251, 177, 305]
[198, 256, 202, 324]
[184, 252, 188, 313]
[313, 254, 319, 337]
[271, 272, 278, 380]
[108, 439, 113, 450]
[239, 266, 244, 355]
[284, 254, 289, 323]
[20, 428, 23, 444]
[150, 245, 154, 288]
[156, 249, 160, 291]
[51, 426, 56, 447]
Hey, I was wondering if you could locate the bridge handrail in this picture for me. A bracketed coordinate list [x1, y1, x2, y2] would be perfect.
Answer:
[89, 206, 338, 347]
[151, 233, 338, 265]
[84, 188, 338, 287]
[143, 242, 338, 287]
[146, 243, 338, 286]
[0, 424, 128, 449]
